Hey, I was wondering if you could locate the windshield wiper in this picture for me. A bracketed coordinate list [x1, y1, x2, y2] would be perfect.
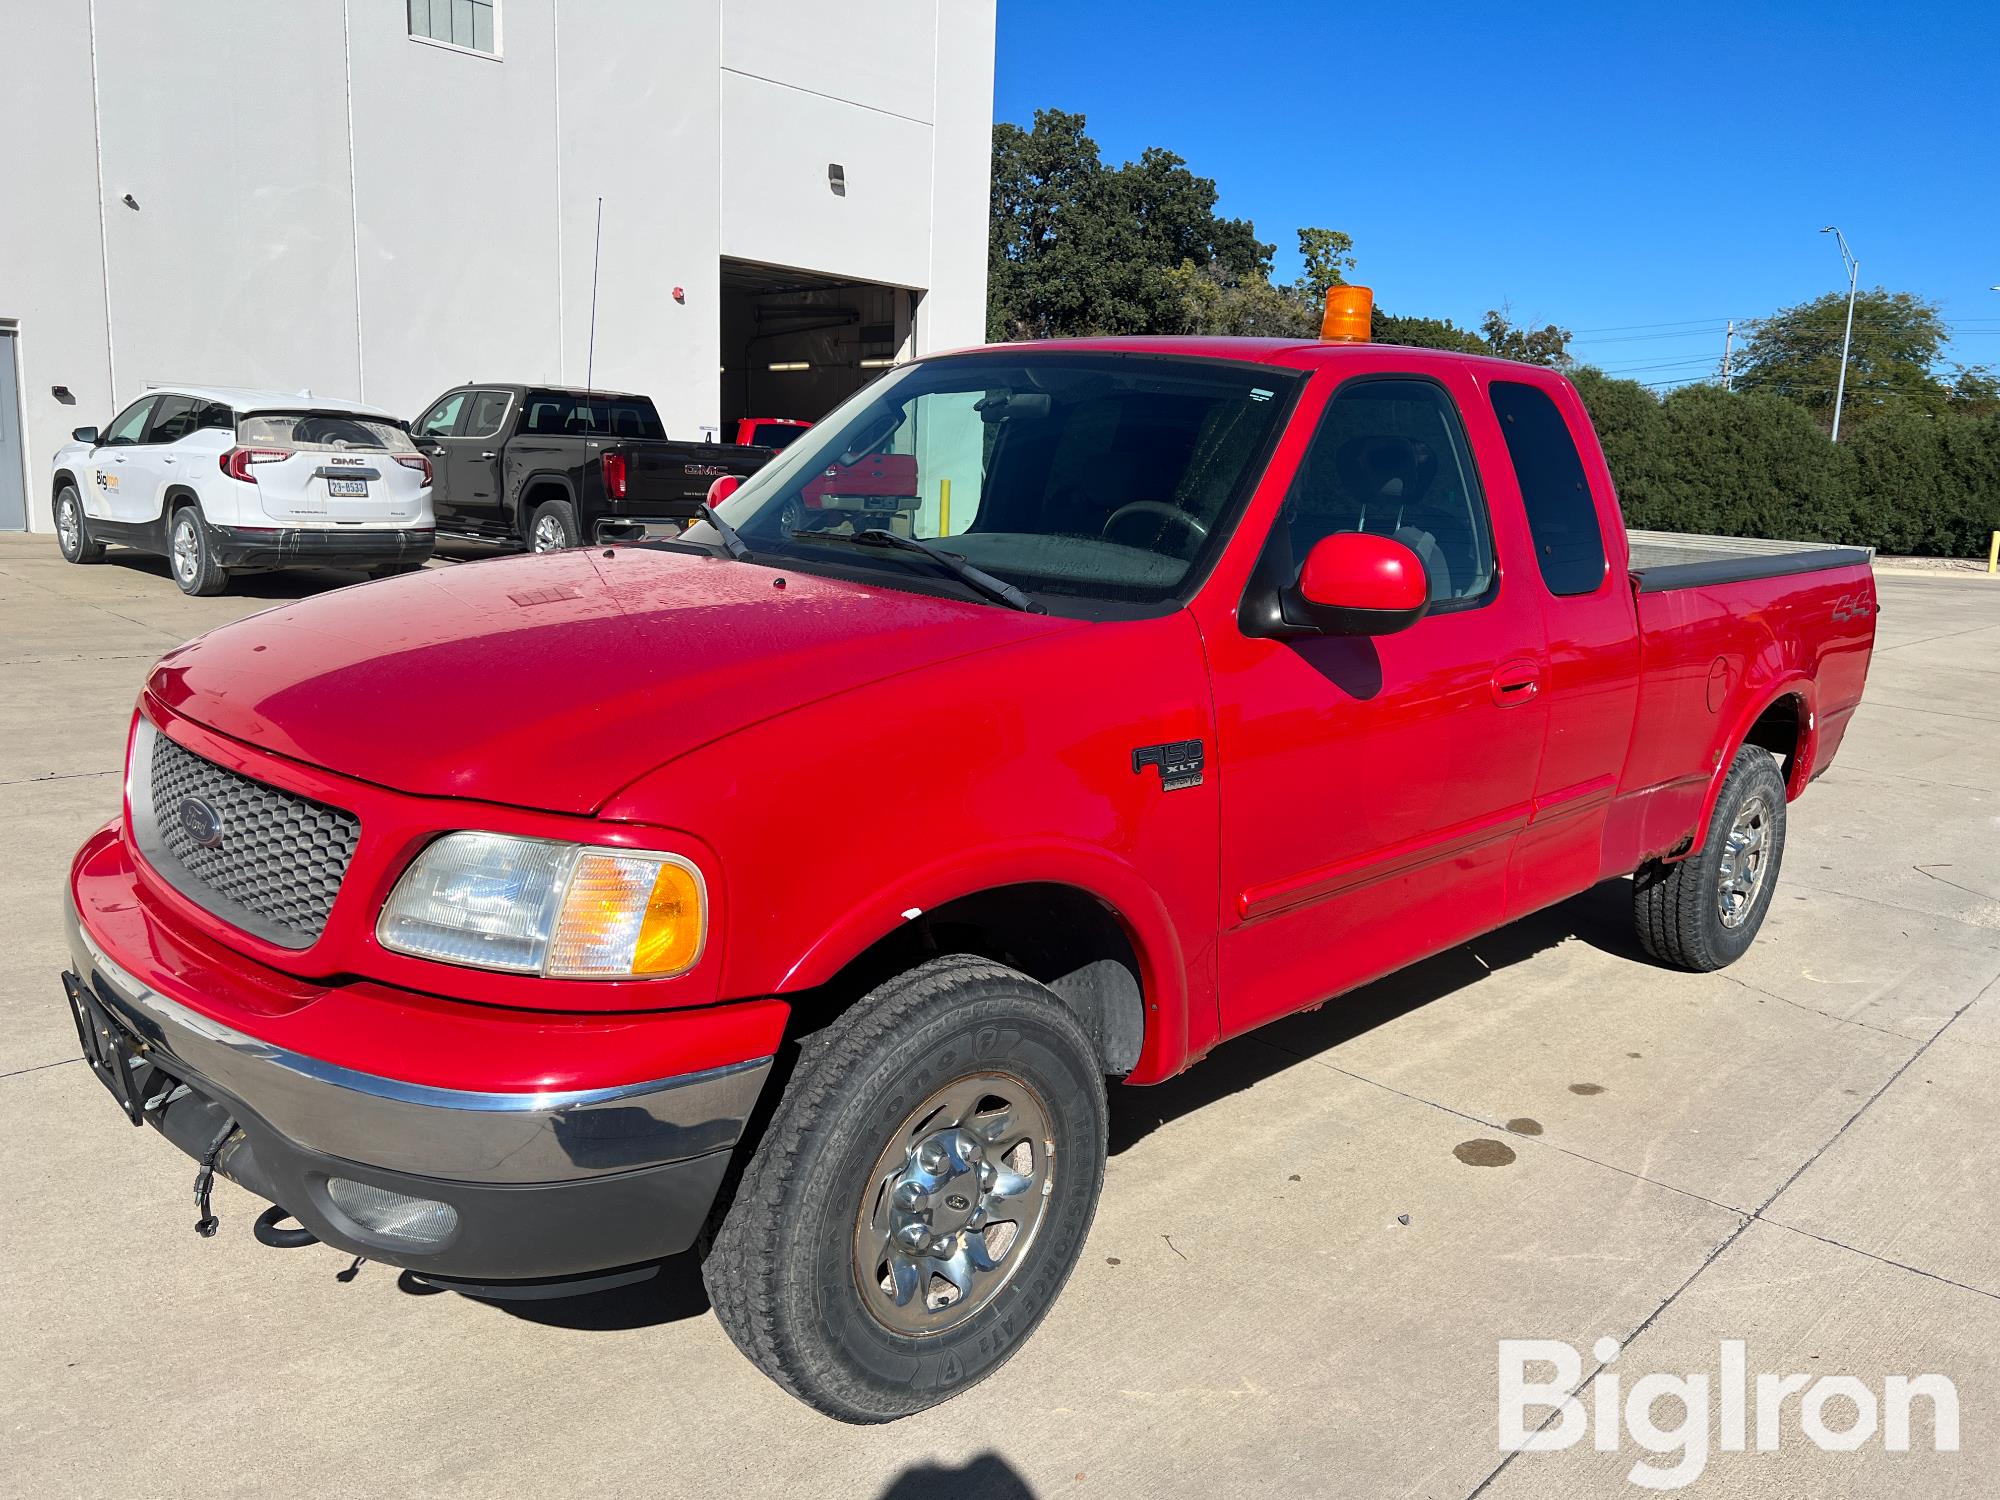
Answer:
[788, 527, 1041, 613]
[694, 501, 751, 560]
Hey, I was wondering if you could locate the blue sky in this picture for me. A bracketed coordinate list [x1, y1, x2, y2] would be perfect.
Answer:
[992, 0, 2000, 386]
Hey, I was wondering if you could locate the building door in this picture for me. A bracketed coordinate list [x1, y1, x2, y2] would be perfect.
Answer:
[0, 331, 25, 530]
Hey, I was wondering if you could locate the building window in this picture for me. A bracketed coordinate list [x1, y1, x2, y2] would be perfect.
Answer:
[409, 0, 497, 56]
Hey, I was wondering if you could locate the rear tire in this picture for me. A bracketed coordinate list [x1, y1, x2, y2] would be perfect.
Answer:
[169, 505, 229, 596]
[1634, 744, 1788, 971]
[54, 485, 105, 563]
[703, 955, 1108, 1423]
[528, 499, 580, 553]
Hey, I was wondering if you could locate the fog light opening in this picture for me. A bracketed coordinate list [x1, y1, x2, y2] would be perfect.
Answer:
[326, 1177, 460, 1246]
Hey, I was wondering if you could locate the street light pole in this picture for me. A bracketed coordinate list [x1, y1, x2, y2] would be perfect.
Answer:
[1821, 226, 1859, 441]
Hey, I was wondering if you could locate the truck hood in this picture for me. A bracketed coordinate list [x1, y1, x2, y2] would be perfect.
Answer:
[146, 548, 1076, 815]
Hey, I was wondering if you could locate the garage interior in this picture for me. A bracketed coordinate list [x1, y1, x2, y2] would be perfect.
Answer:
[719, 259, 917, 433]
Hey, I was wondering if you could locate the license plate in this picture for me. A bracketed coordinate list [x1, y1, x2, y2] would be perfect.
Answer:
[63, 973, 158, 1125]
[327, 478, 369, 497]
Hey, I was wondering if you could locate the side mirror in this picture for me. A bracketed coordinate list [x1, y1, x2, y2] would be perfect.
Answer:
[72, 426, 99, 445]
[705, 473, 742, 507]
[1290, 532, 1429, 636]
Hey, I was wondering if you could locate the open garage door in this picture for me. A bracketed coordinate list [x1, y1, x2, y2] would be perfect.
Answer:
[720, 259, 916, 436]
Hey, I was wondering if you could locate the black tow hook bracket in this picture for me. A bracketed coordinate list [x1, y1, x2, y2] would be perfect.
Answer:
[252, 1205, 320, 1250]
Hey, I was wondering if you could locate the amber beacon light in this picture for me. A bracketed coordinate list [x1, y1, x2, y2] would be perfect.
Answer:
[1320, 284, 1374, 343]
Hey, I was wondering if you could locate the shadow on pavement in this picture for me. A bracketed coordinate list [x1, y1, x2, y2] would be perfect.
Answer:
[877, 1453, 1036, 1499]
[397, 1256, 713, 1330]
[1107, 876, 1650, 1156]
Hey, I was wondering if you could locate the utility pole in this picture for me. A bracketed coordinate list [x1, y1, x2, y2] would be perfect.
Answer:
[1720, 319, 1735, 390]
[1821, 226, 1859, 440]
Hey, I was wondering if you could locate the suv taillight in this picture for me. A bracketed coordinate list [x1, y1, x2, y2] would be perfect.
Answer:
[603, 451, 628, 500]
[395, 453, 432, 486]
[220, 447, 287, 482]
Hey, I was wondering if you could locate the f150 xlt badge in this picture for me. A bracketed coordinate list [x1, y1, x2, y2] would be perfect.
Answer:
[1132, 739, 1205, 791]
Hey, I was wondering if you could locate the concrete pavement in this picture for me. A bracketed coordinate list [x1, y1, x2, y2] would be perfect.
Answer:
[2, 534, 1996, 1498]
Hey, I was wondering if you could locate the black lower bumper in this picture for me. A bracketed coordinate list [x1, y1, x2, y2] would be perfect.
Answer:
[212, 525, 434, 571]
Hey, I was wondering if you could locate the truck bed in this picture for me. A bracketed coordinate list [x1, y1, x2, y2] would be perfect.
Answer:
[1627, 529, 1874, 593]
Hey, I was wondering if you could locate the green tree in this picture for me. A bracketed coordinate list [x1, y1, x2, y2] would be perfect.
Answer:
[1294, 227, 1356, 305]
[1165, 259, 1315, 337]
[986, 111, 1281, 340]
[1652, 385, 1859, 543]
[1371, 309, 1490, 355]
[1730, 288, 1986, 433]
[1481, 308, 1574, 368]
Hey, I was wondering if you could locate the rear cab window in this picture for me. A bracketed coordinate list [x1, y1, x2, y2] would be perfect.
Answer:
[523, 393, 666, 440]
[1489, 381, 1608, 596]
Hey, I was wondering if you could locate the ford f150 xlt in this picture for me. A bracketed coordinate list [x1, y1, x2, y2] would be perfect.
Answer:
[412, 384, 771, 550]
[62, 291, 1874, 1423]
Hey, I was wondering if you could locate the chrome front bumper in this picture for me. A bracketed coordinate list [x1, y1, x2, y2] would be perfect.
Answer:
[67, 903, 770, 1184]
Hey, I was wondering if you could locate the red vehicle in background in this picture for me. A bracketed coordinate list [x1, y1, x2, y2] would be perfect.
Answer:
[732, 417, 811, 451]
[61, 290, 1874, 1423]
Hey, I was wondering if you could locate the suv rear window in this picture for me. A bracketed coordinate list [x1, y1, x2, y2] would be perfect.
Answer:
[237, 412, 417, 453]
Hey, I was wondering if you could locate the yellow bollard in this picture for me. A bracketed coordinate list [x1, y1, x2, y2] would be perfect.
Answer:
[1989, 530, 1999, 576]
[940, 477, 952, 537]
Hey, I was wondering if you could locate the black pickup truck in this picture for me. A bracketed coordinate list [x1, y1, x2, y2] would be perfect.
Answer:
[411, 385, 773, 550]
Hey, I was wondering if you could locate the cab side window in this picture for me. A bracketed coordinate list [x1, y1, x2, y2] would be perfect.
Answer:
[1281, 378, 1495, 607]
[416, 392, 468, 437]
[464, 390, 512, 439]
[145, 396, 201, 444]
[1490, 381, 1608, 597]
[99, 398, 157, 448]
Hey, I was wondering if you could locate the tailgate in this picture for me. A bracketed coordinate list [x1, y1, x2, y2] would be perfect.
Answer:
[237, 410, 429, 528]
[621, 443, 771, 511]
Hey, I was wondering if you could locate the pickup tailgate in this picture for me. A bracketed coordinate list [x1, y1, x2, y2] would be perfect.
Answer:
[1617, 530, 1876, 862]
[618, 441, 772, 520]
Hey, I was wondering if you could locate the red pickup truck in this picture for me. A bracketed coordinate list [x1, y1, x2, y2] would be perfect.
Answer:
[62, 307, 1874, 1423]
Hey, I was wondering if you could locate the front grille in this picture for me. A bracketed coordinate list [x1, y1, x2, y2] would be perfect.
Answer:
[143, 729, 360, 946]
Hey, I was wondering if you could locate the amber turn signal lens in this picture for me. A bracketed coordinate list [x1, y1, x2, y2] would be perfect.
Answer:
[546, 851, 706, 978]
[1320, 284, 1374, 343]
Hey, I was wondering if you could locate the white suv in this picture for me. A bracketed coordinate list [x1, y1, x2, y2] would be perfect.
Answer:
[51, 386, 434, 596]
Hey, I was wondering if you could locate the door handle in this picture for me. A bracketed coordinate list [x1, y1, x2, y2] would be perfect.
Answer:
[479, 451, 497, 459]
[162, 456, 176, 465]
[1491, 659, 1542, 707]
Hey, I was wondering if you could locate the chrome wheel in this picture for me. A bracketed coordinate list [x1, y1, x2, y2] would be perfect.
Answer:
[531, 514, 568, 552]
[56, 495, 82, 556]
[853, 1071, 1055, 1337]
[1717, 793, 1771, 928]
[171, 516, 200, 585]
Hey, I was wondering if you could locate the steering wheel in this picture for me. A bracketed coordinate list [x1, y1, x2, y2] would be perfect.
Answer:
[1101, 501, 1209, 551]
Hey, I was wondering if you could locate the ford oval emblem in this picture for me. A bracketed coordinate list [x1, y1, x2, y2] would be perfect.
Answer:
[177, 796, 223, 849]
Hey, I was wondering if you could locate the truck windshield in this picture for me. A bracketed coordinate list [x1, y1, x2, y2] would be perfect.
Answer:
[716, 353, 1298, 609]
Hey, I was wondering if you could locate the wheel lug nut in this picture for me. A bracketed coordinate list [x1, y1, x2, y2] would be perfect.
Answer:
[893, 1181, 925, 1211]
[978, 1161, 997, 1187]
[895, 1222, 931, 1253]
[918, 1142, 948, 1172]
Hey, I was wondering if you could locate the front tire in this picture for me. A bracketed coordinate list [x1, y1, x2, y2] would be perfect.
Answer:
[169, 506, 229, 596]
[1634, 744, 1788, 971]
[54, 485, 105, 563]
[703, 956, 1108, 1422]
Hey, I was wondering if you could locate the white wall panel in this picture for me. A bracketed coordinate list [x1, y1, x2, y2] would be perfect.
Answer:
[721, 0, 937, 123]
[720, 70, 933, 292]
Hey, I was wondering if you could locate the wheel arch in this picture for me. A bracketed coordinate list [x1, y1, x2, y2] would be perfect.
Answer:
[515, 472, 577, 539]
[777, 863, 1188, 1083]
[1679, 677, 1815, 861]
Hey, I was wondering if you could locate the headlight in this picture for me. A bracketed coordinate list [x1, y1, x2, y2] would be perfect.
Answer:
[377, 832, 706, 979]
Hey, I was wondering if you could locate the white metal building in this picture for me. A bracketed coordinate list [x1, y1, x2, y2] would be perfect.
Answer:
[0, 0, 998, 533]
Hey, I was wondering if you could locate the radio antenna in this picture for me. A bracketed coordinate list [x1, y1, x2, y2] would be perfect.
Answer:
[585, 196, 604, 405]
